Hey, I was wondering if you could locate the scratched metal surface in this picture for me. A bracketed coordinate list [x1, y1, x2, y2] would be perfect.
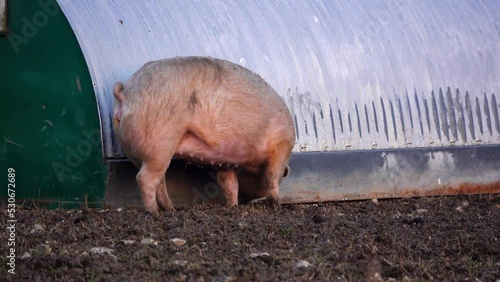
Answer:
[57, 0, 500, 158]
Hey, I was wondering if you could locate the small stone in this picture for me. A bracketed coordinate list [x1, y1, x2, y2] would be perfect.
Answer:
[295, 260, 312, 268]
[250, 252, 270, 258]
[212, 275, 235, 282]
[371, 272, 384, 282]
[122, 240, 135, 245]
[116, 208, 124, 212]
[20, 252, 31, 259]
[456, 201, 469, 212]
[43, 245, 52, 254]
[416, 209, 428, 214]
[34, 224, 44, 230]
[141, 238, 155, 245]
[170, 238, 187, 246]
[250, 252, 272, 264]
[89, 247, 114, 255]
[173, 260, 189, 266]
[372, 198, 379, 204]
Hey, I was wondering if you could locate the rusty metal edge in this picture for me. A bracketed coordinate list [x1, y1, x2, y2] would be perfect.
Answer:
[280, 181, 500, 204]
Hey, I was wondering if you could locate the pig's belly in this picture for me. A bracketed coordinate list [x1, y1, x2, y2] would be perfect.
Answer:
[174, 132, 265, 166]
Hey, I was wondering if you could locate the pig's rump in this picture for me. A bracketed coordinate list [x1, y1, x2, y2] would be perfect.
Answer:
[116, 57, 293, 168]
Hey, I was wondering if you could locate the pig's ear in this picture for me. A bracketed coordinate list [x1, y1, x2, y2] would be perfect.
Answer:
[113, 82, 125, 103]
[283, 165, 290, 177]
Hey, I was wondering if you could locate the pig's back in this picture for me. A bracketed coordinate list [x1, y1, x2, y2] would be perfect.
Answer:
[117, 57, 295, 166]
[123, 57, 284, 108]
[121, 57, 294, 143]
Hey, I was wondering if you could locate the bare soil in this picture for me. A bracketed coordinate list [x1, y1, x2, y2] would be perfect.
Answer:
[1, 194, 499, 281]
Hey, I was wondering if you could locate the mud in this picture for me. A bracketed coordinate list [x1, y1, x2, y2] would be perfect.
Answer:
[1, 194, 499, 281]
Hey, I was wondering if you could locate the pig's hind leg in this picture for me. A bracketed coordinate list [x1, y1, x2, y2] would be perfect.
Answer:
[156, 175, 175, 211]
[135, 138, 180, 215]
[263, 143, 292, 208]
[216, 169, 239, 207]
[136, 162, 168, 216]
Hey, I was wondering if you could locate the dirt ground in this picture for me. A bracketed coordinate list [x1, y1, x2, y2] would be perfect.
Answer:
[1, 194, 499, 281]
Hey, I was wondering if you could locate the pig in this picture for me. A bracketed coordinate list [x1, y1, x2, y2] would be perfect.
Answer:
[112, 56, 295, 215]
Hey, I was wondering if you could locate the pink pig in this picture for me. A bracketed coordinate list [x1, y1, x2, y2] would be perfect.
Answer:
[113, 57, 295, 215]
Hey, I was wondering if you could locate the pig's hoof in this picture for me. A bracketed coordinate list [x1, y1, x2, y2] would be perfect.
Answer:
[163, 209, 176, 217]
[224, 202, 238, 208]
[264, 197, 281, 209]
[144, 208, 161, 218]
[159, 204, 177, 212]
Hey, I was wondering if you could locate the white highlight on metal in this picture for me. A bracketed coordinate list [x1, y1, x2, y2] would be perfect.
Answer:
[379, 151, 456, 189]
[239, 57, 246, 66]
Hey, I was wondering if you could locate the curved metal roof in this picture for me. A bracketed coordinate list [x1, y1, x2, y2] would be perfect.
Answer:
[57, 0, 500, 158]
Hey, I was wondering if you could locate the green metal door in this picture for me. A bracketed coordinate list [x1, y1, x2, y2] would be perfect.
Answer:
[0, 0, 107, 207]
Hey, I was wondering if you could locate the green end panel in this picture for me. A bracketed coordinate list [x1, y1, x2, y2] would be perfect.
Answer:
[0, 0, 107, 207]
